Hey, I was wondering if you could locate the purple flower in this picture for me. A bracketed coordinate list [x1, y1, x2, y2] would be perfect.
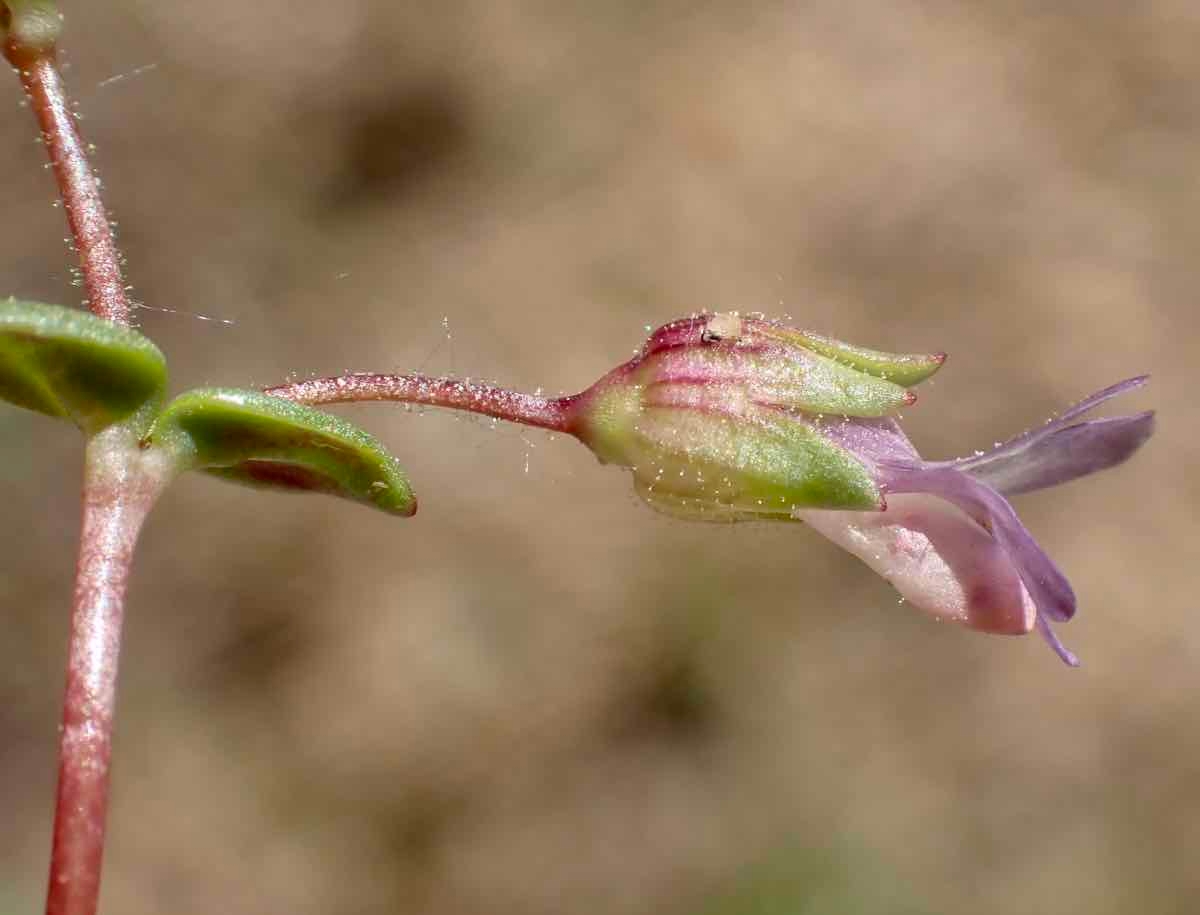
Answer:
[570, 313, 1154, 665]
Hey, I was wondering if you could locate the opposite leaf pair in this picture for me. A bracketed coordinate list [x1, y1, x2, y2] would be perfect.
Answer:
[0, 298, 415, 514]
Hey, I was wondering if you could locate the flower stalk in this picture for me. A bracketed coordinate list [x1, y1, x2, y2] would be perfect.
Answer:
[264, 372, 579, 433]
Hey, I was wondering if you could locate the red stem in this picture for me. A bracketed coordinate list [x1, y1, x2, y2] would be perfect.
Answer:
[4, 14, 150, 914]
[46, 431, 170, 915]
[265, 373, 582, 434]
[4, 42, 131, 325]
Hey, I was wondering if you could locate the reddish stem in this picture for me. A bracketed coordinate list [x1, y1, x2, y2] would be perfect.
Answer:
[46, 431, 171, 915]
[4, 41, 131, 325]
[4, 17, 150, 913]
[4, 10, 570, 913]
[265, 373, 582, 434]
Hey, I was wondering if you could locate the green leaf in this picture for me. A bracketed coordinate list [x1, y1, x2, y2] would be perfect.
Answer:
[0, 298, 167, 434]
[146, 388, 416, 516]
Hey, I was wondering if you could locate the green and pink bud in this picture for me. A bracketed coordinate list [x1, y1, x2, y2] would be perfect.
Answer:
[568, 313, 1153, 666]
[572, 313, 943, 517]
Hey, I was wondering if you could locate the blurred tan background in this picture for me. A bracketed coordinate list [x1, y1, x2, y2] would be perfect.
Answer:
[0, 1, 1195, 913]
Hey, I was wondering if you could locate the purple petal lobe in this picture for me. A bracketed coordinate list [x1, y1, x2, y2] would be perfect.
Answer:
[880, 462, 1079, 664]
[986, 376, 1149, 449]
[945, 377, 1153, 495]
[962, 413, 1155, 495]
[1036, 614, 1081, 667]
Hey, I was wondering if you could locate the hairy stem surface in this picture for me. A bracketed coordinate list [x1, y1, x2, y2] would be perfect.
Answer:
[265, 373, 581, 433]
[4, 43, 131, 325]
[46, 428, 172, 915]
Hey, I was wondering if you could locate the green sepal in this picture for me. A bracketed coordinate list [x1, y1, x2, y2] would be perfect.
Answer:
[0, 298, 167, 434]
[145, 388, 416, 516]
[633, 479, 779, 523]
[747, 350, 915, 417]
[772, 327, 945, 387]
[621, 398, 883, 515]
[641, 342, 917, 418]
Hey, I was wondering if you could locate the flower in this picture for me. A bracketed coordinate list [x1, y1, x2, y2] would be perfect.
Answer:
[569, 313, 1154, 665]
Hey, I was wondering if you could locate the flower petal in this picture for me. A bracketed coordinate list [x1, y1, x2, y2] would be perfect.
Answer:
[810, 416, 920, 465]
[943, 377, 1153, 495]
[879, 463, 1079, 665]
[795, 494, 1036, 636]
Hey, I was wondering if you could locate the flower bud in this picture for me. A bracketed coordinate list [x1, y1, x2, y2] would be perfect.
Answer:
[572, 313, 943, 519]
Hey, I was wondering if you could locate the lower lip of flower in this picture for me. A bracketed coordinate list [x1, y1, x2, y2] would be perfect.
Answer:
[795, 493, 1037, 636]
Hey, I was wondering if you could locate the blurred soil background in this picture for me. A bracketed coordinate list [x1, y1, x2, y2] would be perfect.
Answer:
[0, 1, 1196, 913]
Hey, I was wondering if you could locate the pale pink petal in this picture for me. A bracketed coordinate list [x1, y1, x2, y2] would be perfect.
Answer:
[795, 494, 1036, 636]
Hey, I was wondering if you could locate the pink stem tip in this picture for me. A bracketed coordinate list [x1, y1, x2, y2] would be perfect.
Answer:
[4, 43, 131, 326]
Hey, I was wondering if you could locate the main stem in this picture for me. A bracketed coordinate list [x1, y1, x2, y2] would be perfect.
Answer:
[48, 429, 169, 915]
[264, 373, 581, 433]
[5, 15, 148, 914]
